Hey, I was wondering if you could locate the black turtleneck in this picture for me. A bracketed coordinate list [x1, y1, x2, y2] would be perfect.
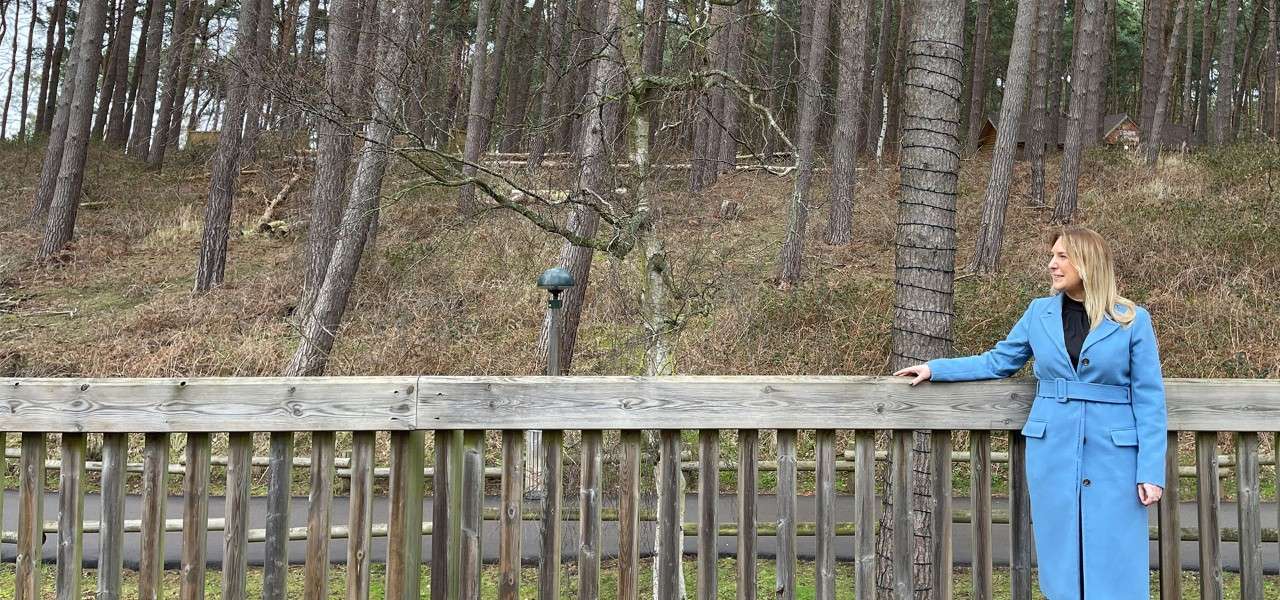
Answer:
[1062, 293, 1089, 370]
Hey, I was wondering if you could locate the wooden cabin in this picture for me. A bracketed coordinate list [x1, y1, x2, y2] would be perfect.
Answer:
[1101, 113, 1140, 147]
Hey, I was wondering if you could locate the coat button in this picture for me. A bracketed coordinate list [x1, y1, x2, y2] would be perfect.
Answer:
[1082, 358, 1090, 366]
[1083, 478, 1091, 486]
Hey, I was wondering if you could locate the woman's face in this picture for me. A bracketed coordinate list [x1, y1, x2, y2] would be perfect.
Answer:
[1049, 238, 1085, 297]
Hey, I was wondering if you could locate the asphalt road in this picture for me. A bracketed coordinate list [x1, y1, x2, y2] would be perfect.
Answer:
[2, 491, 1275, 574]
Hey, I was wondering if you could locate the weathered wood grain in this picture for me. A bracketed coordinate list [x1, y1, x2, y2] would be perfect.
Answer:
[16, 433, 45, 600]
[56, 433, 85, 600]
[430, 430, 451, 600]
[460, 430, 485, 599]
[97, 433, 127, 600]
[347, 431, 376, 600]
[657, 430, 681, 599]
[415, 376, 1280, 430]
[579, 430, 602, 600]
[1, 377, 417, 431]
[776, 429, 797, 600]
[618, 431, 640, 600]
[814, 430, 835, 600]
[1010, 431, 1032, 600]
[697, 430, 718, 600]
[222, 432, 251, 600]
[448, 431, 464, 597]
[1158, 431, 1181, 600]
[1235, 432, 1262, 599]
[385, 430, 424, 600]
[138, 433, 168, 600]
[737, 429, 759, 600]
[931, 430, 953, 600]
[538, 430, 564, 600]
[852, 430, 876, 600]
[890, 430, 912, 599]
[263, 432, 293, 600]
[499, 430, 523, 599]
[180, 433, 210, 600]
[1197, 431, 1222, 600]
[970, 430, 992, 600]
[303, 431, 335, 600]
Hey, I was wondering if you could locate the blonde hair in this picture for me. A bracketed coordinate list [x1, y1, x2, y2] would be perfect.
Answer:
[1046, 227, 1137, 329]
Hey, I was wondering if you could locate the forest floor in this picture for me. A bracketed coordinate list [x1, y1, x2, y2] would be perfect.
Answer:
[0, 140, 1278, 499]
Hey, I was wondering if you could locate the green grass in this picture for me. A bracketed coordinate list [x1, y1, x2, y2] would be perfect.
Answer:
[1, 560, 1275, 599]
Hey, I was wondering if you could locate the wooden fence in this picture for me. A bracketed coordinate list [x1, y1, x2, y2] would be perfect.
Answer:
[1, 376, 1278, 599]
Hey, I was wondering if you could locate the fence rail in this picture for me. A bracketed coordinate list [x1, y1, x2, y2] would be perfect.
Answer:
[1, 376, 1278, 600]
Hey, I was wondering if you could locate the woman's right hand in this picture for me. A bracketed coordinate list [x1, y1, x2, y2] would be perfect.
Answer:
[893, 363, 932, 386]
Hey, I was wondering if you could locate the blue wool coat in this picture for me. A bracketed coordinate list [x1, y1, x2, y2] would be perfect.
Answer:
[927, 293, 1167, 600]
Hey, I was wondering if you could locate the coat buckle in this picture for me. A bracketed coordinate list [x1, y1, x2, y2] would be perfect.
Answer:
[1055, 378, 1068, 402]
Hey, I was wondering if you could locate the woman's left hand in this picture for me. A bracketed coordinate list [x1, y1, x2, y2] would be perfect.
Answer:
[1137, 483, 1164, 506]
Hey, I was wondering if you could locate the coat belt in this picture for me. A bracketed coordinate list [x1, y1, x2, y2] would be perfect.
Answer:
[1036, 378, 1131, 404]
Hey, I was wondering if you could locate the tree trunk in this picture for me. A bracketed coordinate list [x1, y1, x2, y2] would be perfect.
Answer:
[37, 0, 109, 259]
[456, 0, 494, 215]
[1028, 0, 1055, 207]
[301, 0, 321, 60]
[193, 0, 261, 291]
[497, 0, 541, 152]
[972, 0, 1041, 273]
[1181, 0, 1197, 129]
[1053, 0, 1105, 223]
[18, 0, 37, 140]
[880, 0, 965, 596]
[764, 0, 795, 155]
[690, 2, 726, 192]
[147, 0, 200, 168]
[526, 0, 571, 169]
[776, 0, 831, 287]
[1146, 0, 1188, 164]
[1083, 0, 1112, 145]
[476, 0, 515, 155]
[864, 0, 894, 153]
[128, 0, 164, 156]
[535, 0, 623, 374]
[1195, 0, 1217, 143]
[1214, 0, 1238, 145]
[40, 0, 69, 136]
[1265, 0, 1278, 136]
[239, 0, 276, 163]
[30, 0, 83, 221]
[34, 0, 64, 136]
[300, 0, 364, 317]
[883, 0, 911, 156]
[640, 0, 666, 149]
[104, 0, 140, 145]
[1140, 0, 1169, 135]
[2, 0, 22, 139]
[825, 0, 872, 246]
[1047, 0, 1065, 145]
[715, 1, 750, 176]
[286, 0, 412, 377]
[1233, 0, 1265, 134]
[966, 0, 992, 154]
[90, 0, 121, 142]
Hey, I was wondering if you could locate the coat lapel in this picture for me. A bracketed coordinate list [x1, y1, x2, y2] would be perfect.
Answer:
[1040, 293, 1123, 377]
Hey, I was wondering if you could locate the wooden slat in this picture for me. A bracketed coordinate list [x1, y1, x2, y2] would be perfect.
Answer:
[538, 430, 564, 600]
[814, 430, 835, 600]
[347, 431, 376, 600]
[180, 432, 211, 600]
[776, 429, 797, 600]
[657, 430, 682, 598]
[619, 430, 641, 600]
[222, 432, 251, 600]
[16, 433, 45, 600]
[460, 430, 485, 599]
[1235, 432, 1262, 599]
[97, 433, 127, 600]
[138, 433, 168, 600]
[890, 430, 912, 599]
[386, 430, 424, 600]
[930, 430, 953, 600]
[430, 430, 451, 600]
[499, 430, 523, 599]
[1196, 431, 1222, 600]
[448, 431, 465, 597]
[1010, 430, 1032, 600]
[56, 433, 86, 600]
[852, 430, 876, 600]
[414, 376, 1280, 431]
[1158, 431, 1181, 600]
[264, 432, 294, 600]
[970, 430, 992, 600]
[737, 429, 759, 600]
[579, 430, 603, 600]
[303, 431, 336, 600]
[697, 430, 719, 600]
[1, 377, 417, 431]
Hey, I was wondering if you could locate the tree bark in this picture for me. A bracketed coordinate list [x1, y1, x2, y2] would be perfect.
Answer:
[30, 0, 84, 221]
[104, 0, 140, 145]
[715, 0, 750, 176]
[972, 0, 1041, 273]
[1233, 0, 1265, 133]
[497, 0, 542, 152]
[1265, 0, 1278, 136]
[1195, 0, 1217, 143]
[2, 0, 22, 139]
[193, 0, 262, 291]
[1146, 0, 1188, 165]
[880, 0, 965, 595]
[1054, 0, 1105, 223]
[300, 0, 364, 317]
[764, 0, 796, 155]
[526, 0, 571, 169]
[18, 0, 37, 140]
[1047, 0, 1065, 144]
[776, 0, 831, 287]
[825, 0, 872, 246]
[90, 0, 121, 142]
[39, 0, 68, 136]
[1028, 0, 1055, 207]
[965, 0, 992, 154]
[456, 0, 494, 215]
[238, 0, 276, 163]
[1214, 0, 1239, 145]
[286, 0, 412, 377]
[1083, 0, 1112, 145]
[34, 0, 65, 136]
[1140, 0, 1169, 135]
[883, 0, 911, 156]
[864, 0, 894, 153]
[127, 0, 164, 156]
[477, 0, 515, 154]
[1181, 0, 1197, 129]
[37, 0, 109, 259]
[147, 0, 201, 168]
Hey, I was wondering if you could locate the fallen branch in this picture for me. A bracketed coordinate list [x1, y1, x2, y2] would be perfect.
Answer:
[257, 171, 305, 231]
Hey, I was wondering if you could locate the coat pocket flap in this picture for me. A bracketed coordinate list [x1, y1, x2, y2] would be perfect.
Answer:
[1020, 420, 1047, 438]
[1110, 427, 1139, 446]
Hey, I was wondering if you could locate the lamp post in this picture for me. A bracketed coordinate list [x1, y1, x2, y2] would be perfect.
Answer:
[528, 266, 575, 497]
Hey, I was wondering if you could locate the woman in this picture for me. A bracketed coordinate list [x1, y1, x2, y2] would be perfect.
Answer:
[894, 226, 1167, 600]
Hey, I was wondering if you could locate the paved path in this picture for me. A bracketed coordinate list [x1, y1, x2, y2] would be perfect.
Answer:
[2, 492, 1275, 574]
